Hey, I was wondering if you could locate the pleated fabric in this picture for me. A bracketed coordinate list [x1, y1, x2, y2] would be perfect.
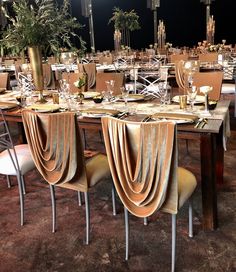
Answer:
[102, 117, 178, 217]
[22, 110, 88, 192]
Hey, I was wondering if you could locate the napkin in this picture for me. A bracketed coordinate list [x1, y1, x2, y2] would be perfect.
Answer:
[152, 112, 198, 123]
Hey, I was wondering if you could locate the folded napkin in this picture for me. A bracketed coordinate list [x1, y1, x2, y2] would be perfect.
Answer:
[0, 101, 18, 110]
[28, 104, 60, 112]
[81, 108, 120, 116]
[152, 112, 198, 122]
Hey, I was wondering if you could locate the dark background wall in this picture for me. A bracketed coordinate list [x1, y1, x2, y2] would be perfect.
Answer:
[68, 0, 235, 51]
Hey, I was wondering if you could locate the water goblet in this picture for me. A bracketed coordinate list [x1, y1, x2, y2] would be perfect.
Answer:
[120, 87, 129, 107]
[187, 86, 197, 111]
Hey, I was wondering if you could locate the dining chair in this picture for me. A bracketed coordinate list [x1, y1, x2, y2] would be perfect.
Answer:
[0, 109, 35, 226]
[0, 72, 10, 89]
[221, 64, 236, 117]
[198, 53, 218, 63]
[95, 72, 125, 95]
[62, 72, 86, 93]
[43, 63, 56, 89]
[101, 117, 197, 272]
[192, 71, 223, 101]
[22, 110, 116, 244]
[98, 55, 113, 65]
[169, 54, 189, 63]
[77, 63, 96, 90]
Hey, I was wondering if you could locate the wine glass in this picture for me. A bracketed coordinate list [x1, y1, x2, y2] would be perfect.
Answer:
[199, 85, 213, 116]
[120, 87, 129, 107]
[105, 80, 115, 102]
[187, 86, 197, 111]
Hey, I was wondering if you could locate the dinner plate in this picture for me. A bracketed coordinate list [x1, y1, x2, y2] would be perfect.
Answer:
[28, 104, 60, 112]
[172, 95, 205, 104]
[117, 94, 145, 102]
[0, 102, 18, 110]
[82, 91, 100, 99]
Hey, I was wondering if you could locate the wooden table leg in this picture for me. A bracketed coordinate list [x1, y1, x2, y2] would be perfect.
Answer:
[216, 125, 224, 186]
[200, 132, 218, 231]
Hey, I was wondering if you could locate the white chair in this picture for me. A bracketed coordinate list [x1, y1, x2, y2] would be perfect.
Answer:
[0, 109, 35, 226]
[221, 64, 236, 117]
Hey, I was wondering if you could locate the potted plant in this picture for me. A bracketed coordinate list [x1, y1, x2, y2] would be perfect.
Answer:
[1, 0, 85, 102]
[109, 7, 140, 48]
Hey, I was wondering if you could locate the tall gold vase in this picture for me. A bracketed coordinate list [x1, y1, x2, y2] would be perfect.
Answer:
[28, 46, 46, 103]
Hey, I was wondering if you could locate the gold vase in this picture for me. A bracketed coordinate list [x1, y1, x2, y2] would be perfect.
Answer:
[28, 46, 46, 103]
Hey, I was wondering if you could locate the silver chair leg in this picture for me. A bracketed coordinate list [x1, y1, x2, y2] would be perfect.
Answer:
[84, 192, 90, 245]
[20, 175, 26, 195]
[50, 185, 56, 233]
[144, 217, 148, 225]
[78, 191, 82, 206]
[124, 207, 129, 261]
[16, 173, 24, 226]
[111, 182, 116, 216]
[6, 175, 11, 188]
[172, 214, 176, 272]
[189, 198, 193, 238]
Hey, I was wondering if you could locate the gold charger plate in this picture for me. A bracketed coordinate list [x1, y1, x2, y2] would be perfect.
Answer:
[0, 102, 18, 110]
[28, 104, 60, 113]
[117, 94, 145, 102]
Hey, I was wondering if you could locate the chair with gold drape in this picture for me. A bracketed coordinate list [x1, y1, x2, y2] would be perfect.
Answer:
[77, 63, 96, 90]
[101, 117, 197, 271]
[22, 110, 115, 244]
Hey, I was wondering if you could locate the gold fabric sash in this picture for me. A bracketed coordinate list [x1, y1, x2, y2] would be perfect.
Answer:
[102, 117, 178, 217]
[22, 110, 88, 191]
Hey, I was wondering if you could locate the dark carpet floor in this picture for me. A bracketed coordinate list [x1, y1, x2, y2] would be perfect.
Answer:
[0, 99, 235, 272]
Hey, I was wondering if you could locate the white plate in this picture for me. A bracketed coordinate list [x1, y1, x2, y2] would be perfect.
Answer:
[28, 104, 60, 112]
[117, 94, 145, 102]
[82, 91, 100, 99]
[81, 113, 106, 118]
[172, 95, 205, 104]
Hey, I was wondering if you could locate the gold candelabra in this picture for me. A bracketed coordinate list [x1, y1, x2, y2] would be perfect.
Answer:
[157, 20, 166, 50]
[207, 15, 215, 45]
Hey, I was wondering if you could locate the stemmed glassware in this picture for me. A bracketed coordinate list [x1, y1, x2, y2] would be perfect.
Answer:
[187, 86, 198, 112]
[104, 80, 115, 102]
[199, 85, 213, 116]
[120, 87, 129, 108]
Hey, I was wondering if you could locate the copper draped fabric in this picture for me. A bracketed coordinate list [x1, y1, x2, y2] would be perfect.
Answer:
[102, 117, 178, 217]
[175, 60, 186, 92]
[22, 110, 88, 192]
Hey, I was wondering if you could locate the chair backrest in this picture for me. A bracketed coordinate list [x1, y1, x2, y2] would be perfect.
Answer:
[43, 63, 55, 89]
[169, 54, 188, 63]
[95, 72, 125, 95]
[4, 59, 15, 66]
[22, 110, 88, 190]
[198, 53, 218, 63]
[0, 72, 9, 89]
[99, 55, 113, 65]
[0, 109, 20, 173]
[101, 117, 178, 217]
[62, 72, 86, 93]
[77, 63, 96, 89]
[192, 71, 223, 101]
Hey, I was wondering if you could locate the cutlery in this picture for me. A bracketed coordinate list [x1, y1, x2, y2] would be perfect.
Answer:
[194, 118, 203, 128]
[198, 118, 208, 129]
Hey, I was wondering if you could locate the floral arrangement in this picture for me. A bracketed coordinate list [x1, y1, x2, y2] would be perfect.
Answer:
[198, 41, 224, 53]
[74, 75, 86, 89]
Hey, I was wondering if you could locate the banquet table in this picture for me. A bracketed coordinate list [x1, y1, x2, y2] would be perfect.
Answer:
[0, 94, 230, 231]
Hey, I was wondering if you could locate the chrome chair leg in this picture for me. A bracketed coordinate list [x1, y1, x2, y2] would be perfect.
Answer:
[171, 214, 176, 272]
[78, 191, 82, 206]
[16, 173, 24, 226]
[144, 217, 148, 225]
[124, 207, 129, 261]
[6, 175, 11, 188]
[84, 192, 90, 245]
[20, 174, 26, 195]
[189, 198, 193, 238]
[50, 185, 56, 233]
[111, 182, 116, 216]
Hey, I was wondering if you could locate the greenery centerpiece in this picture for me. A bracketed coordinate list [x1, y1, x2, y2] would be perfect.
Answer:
[1, 0, 85, 103]
[109, 7, 140, 48]
[74, 74, 86, 104]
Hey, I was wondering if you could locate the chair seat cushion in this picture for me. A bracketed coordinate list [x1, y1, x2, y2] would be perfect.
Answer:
[178, 167, 197, 209]
[0, 144, 35, 176]
[221, 83, 235, 94]
[86, 154, 111, 187]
